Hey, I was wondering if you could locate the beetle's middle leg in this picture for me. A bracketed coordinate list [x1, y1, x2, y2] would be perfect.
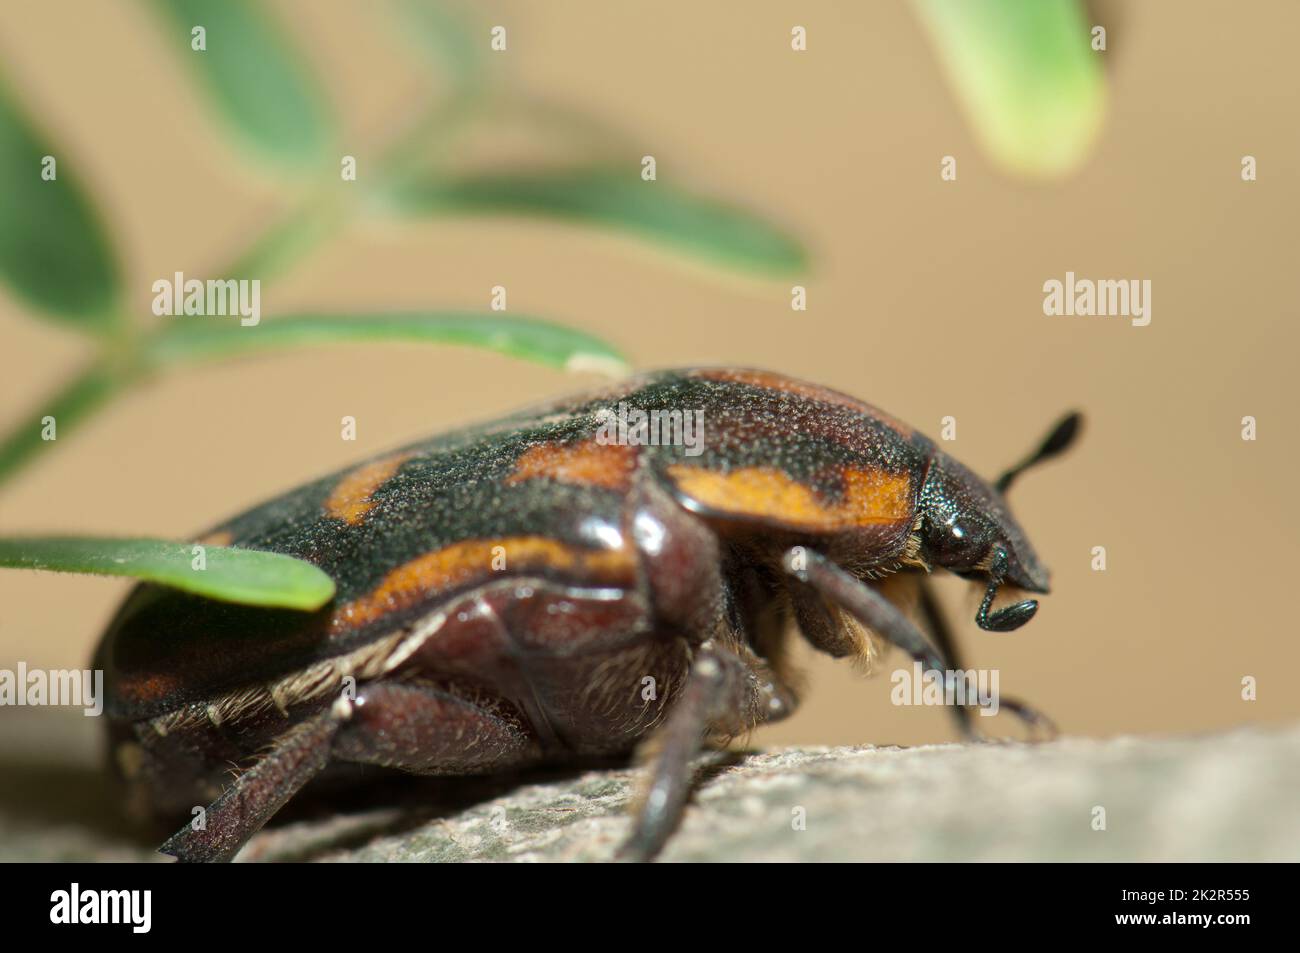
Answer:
[617, 640, 793, 862]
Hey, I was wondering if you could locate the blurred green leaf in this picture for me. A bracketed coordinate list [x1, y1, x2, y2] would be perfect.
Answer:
[0, 537, 336, 609]
[144, 311, 630, 377]
[0, 79, 121, 328]
[0, 360, 136, 486]
[387, 167, 808, 275]
[913, 0, 1105, 178]
[0, 314, 624, 489]
[390, 0, 483, 91]
[151, 0, 330, 165]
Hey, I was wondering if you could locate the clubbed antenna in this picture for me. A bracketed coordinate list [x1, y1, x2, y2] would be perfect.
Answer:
[996, 412, 1082, 494]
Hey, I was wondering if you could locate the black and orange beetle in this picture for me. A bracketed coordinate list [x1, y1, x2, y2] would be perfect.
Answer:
[93, 368, 1080, 862]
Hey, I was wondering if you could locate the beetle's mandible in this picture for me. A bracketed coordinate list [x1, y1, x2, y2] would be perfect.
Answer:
[93, 368, 1081, 862]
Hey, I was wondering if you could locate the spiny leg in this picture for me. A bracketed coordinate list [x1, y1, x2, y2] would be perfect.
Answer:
[161, 680, 540, 863]
[785, 547, 1050, 739]
[788, 577, 864, 658]
[780, 548, 975, 740]
[161, 705, 341, 863]
[918, 578, 1057, 738]
[331, 679, 540, 773]
[617, 641, 779, 862]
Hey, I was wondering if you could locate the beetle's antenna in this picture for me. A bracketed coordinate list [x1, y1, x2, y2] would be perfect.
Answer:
[995, 411, 1082, 495]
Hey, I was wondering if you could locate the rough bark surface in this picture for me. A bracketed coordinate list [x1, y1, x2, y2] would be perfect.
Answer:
[2, 720, 1297, 862]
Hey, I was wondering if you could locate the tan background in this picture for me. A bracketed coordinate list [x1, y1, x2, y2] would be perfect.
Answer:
[1, 0, 1297, 757]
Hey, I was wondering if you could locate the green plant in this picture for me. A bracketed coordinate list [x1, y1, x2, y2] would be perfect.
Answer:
[0, 0, 805, 608]
[913, 0, 1104, 179]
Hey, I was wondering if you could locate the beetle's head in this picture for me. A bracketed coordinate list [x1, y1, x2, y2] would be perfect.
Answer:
[916, 412, 1081, 631]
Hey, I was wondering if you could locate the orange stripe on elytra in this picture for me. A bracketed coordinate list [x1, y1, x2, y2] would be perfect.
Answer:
[506, 439, 637, 490]
[332, 536, 636, 628]
[667, 464, 912, 531]
[119, 671, 186, 707]
[325, 451, 414, 525]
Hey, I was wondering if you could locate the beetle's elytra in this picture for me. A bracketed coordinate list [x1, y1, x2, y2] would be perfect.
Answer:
[94, 367, 1080, 862]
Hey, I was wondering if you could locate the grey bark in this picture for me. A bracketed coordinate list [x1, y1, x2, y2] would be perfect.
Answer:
[2, 719, 1297, 862]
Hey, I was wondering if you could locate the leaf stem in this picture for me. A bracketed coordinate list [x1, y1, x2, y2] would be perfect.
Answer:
[0, 357, 142, 486]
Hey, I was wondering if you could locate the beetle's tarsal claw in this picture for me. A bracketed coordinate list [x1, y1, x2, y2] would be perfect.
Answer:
[613, 840, 653, 864]
[993, 696, 1059, 742]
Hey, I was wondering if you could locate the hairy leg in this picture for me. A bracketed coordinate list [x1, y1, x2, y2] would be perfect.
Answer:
[161, 680, 540, 862]
[617, 639, 793, 862]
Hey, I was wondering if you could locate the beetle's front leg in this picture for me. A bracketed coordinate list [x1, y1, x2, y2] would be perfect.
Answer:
[617, 641, 783, 862]
[780, 548, 976, 740]
[918, 577, 1057, 738]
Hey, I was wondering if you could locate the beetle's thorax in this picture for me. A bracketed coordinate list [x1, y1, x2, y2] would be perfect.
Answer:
[917, 450, 1049, 593]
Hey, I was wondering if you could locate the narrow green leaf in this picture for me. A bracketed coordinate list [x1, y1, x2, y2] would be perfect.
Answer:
[390, 0, 483, 92]
[913, 0, 1105, 178]
[0, 78, 121, 327]
[0, 360, 137, 487]
[151, 0, 330, 165]
[386, 168, 808, 275]
[145, 312, 630, 377]
[0, 537, 336, 610]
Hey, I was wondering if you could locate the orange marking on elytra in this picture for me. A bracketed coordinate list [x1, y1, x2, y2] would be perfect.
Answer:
[333, 536, 636, 629]
[506, 439, 637, 490]
[120, 671, 186, 708]
[667, 464, 912, 532]
[325, 452, 414, 525]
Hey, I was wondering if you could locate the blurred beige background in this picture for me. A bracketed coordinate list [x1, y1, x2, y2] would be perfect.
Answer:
[1, 0, 1297, 759]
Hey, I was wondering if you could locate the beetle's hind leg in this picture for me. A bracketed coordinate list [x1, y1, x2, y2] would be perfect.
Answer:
[160, 705, 341, 863]
[161, 681, 540, 862]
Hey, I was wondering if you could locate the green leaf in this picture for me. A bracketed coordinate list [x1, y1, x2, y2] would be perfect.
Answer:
[0, 360, 137, 487]
[145, 312, 630, 377]
[0, 78, 121, 327]
[390, 0, 483, 92]
[0, 314, 624, 490]
[0, 537, 336, 610]
[913, 0, 1105, 178]
[151, 0, 330, 165]
[386, 167, 808, 275]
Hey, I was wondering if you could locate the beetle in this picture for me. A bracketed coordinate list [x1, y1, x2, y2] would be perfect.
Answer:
[93, 367, 1080, 862]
